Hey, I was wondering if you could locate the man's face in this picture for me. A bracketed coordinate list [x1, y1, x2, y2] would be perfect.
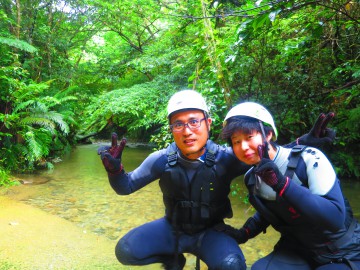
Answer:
[170, 110, 211, 160]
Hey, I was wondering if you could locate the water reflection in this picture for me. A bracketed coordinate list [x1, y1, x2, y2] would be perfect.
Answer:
[2, 144, 359, 266]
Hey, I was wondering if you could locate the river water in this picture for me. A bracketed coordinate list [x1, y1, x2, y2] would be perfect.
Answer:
[1, 144, 359, 267]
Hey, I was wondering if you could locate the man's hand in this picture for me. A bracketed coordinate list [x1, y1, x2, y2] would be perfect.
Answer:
[298, 112, 335, 148]
[254, 146, 288, 195]
[97, 133, 127, 174]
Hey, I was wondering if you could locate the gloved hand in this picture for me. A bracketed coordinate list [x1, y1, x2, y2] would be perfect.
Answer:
[297, 112, 336, 148]
[97, 133, 127, 175]
[257, 142, 269, 160]
[254, 145, 288, 194]
[213, 223, 249, 244]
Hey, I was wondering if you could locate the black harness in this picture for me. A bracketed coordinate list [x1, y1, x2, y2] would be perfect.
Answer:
[164, 140, 226, 233]
[164, 141, 222, 270]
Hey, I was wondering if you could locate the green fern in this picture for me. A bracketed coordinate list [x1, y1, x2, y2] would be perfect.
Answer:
[23, 128, 52, 162]
[20, 117, 56, 133]
[0, 36, 37, 53]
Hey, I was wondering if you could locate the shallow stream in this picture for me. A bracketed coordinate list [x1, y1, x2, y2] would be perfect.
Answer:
[2, 143, 359, 266]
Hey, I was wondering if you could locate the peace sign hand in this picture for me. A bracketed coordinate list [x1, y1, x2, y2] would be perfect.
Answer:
[298, 112, 335, 148]
[97, 133, 127, 175]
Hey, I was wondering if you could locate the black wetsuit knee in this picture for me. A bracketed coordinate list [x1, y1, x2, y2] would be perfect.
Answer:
[214, 253, 247, 270]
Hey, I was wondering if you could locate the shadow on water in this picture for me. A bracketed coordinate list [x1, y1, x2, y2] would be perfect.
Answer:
[2, 144, 360, 267]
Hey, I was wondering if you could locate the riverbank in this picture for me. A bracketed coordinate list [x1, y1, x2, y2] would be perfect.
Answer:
[0, 196, 123, 270]
[0, 144, 272, 270]
[0, 194, 254, 270]
[0, 195, 216, 270]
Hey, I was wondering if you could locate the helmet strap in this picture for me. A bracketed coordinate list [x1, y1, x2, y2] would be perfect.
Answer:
[259, 121, 270, 159]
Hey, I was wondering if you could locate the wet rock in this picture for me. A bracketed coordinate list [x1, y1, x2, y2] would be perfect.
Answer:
[9, 221, 19, 226]
[19, 179, 34, 185]
[18, 176, 51, 185]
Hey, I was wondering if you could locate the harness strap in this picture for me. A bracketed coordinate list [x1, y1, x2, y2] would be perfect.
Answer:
[204, 149, 216, 167]
[202, 143, 218, 219]
[344, 258, 359, 270]
[284, 145, 307, 179]
[200, 172, 211, 219]
[171, 202, 181, 268]
[166, 142, 179, 167]
[322, 219, 357, 254]
[196, 231, 206, 270]
[168, 153, 177, 166]
[178, 201, 200, 208]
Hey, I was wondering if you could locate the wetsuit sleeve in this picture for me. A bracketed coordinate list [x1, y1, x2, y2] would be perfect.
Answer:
[281, 148, 346, 232]
[107, 150, 167, 195]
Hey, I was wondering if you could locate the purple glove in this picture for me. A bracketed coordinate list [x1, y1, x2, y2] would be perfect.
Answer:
[254, 146, 289, 195]
[298, 112, 336, 148]
[97, 133, 127, 175]
[257, 143, 269, 160]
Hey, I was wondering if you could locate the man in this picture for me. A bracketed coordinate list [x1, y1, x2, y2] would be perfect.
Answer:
[98, 90, 334, 270]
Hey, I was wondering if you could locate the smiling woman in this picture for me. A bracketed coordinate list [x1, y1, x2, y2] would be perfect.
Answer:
[221, 102, 360, 270]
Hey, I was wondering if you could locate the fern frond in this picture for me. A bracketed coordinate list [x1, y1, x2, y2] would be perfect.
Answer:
[23, 128, 52, 162]
[24, 131, 42, 160]
[13, 100, 36, 113]
[0, 37, 37, 53]
[44, 111, 70, 134]
[58, 96, 78, 103]
[20, 117, 56, 133]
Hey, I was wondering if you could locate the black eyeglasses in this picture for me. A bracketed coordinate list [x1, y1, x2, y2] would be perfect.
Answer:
[170, 118, 206, 132]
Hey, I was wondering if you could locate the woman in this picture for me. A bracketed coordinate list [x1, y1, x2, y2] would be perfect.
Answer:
[220, 102, 360, 270]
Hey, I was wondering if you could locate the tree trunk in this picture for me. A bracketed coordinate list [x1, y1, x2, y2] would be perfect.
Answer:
[200, 0, 232, 108]
[15, 0, 21, 39]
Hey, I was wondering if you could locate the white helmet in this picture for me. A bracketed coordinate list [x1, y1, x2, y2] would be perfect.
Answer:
[167, 90, 209, 117]
[224, 102, 278, 140]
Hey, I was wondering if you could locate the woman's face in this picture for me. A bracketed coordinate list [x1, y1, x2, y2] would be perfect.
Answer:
[231, 130, 265, 165]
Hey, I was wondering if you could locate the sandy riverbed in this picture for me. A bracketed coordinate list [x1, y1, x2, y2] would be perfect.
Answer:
[0, 196, 213, 270]
[0, 196, 133, 270]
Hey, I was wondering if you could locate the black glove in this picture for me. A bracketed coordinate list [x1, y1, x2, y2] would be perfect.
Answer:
[97, 133, 127, 175]
[298, 112, 336, 149]
[213, 223, 249, 244]
[254, 145, 288, 194]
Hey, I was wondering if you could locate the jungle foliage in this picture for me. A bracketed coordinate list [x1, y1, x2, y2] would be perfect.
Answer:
[0, 0, 359, 185]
